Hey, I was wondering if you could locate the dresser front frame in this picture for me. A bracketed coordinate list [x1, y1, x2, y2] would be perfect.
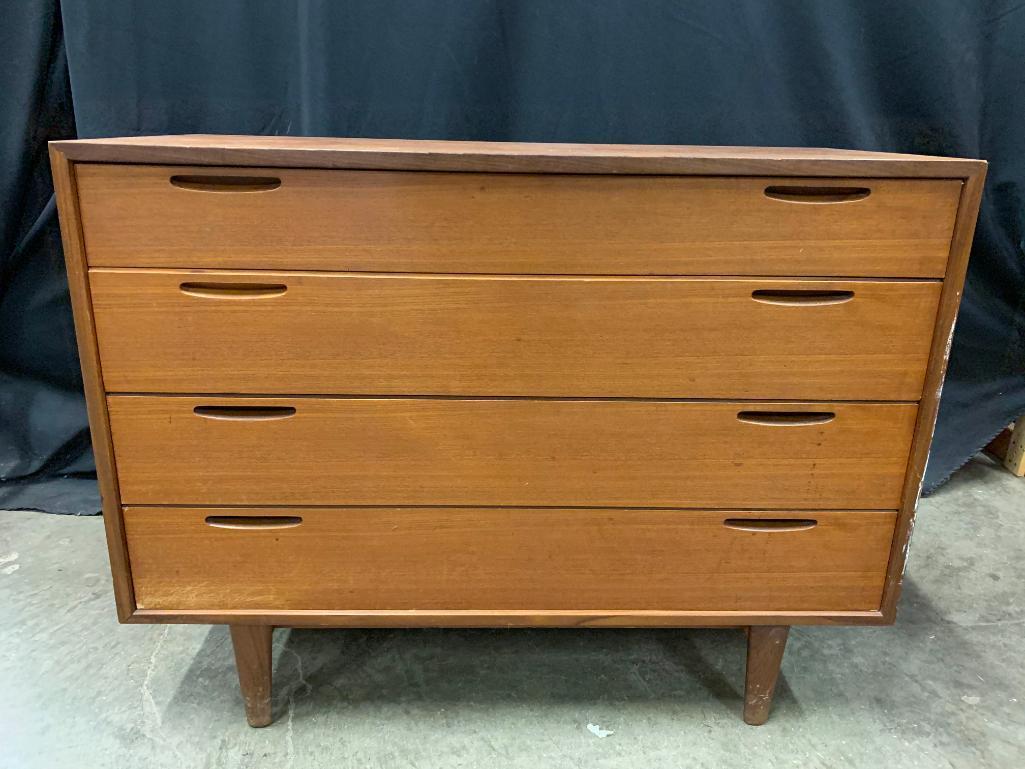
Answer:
[48, 138, 986, 630]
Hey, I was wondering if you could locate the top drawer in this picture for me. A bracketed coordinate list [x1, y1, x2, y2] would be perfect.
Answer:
[76, 165, 961, 277]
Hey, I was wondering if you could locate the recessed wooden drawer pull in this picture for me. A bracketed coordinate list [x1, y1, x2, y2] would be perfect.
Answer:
[178, 280, 287, 297]
[723, 518, 818, 532]
[169, 174, 281, 192]
[736, 411, 835, 426]
[763, 185, 871, 203]
[179, 282, 288, 299]
[751, 289, 854, 306]
[193, 405, 297, 420]
[204, 515, 303, 530]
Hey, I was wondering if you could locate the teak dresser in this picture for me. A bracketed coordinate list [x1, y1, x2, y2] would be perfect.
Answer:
[50, 136, 985, 726]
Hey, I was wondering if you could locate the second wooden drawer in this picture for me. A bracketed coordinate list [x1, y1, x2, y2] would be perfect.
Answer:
[91, 270, 941, 400]
[108, 397, 917, 508]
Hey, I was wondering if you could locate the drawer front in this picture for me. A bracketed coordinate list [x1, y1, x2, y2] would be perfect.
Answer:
[77, 165, 960, 277]
[92, 270, 941, 400]
[125, 507, 896, 612]
[108, 397, 917, 508]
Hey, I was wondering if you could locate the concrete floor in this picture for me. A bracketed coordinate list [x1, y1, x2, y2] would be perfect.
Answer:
[1, 455, 1023, 768]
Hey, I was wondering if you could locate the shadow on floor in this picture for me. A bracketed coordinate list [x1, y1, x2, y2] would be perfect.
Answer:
[169, 624, 799, 724]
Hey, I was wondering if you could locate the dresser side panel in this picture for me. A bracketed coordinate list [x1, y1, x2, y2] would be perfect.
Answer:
[48, 148, 135, 620]
[881, 164, 987, 621]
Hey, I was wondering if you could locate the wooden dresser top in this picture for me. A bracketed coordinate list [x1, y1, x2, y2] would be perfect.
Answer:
[51, 135, 985, 178]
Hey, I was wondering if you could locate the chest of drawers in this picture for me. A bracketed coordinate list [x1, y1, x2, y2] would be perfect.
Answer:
[50, 136, 985, 726]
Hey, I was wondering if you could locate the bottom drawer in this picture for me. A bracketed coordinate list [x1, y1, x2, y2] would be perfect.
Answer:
[125, 507, 896, 612]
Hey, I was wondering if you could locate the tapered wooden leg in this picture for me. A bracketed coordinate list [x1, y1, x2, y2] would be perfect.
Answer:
[743, 625, 789, 725]
[230, 625, 274, 727]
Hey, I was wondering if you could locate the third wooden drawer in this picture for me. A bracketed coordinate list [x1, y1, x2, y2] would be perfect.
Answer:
[107, 396, 917, 509]
[90, 270, 941, 400]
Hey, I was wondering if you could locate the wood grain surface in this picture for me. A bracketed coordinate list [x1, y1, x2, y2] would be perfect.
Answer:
[91, 269, 941, 400]
[48, 148, 137, 620]
[76, 165, 961, 277]
[229, 625, 273, 727]
[46, 136, 987, 631]
[880, 159, 988, 620]
[744, 626, 790, 724]
[107, 396, 918, 508]
[124, 507, 896, 612]
[52, 135, 986, 179]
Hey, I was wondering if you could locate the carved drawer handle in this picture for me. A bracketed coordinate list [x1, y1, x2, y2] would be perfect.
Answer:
[180, 282, 287, 299]
[764, 185, 870, 203]
[751, 289, 854, 306]
[723, 518, 818, 532]
[193, 405, 297, 420]
[205, 516, 303, 530]
[736, 411, 835, 426]
[170, 174, 281, 192]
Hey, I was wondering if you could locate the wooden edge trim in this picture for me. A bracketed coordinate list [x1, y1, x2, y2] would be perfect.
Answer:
[129, 609, 889, 628]
[49, 147, 137, 621]
[880, 164, 988, 621]
[49, 138, 984, 178]
[90, 267, 946, 284]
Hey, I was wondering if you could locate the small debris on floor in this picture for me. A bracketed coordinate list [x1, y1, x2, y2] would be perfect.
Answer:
[586, 723, 614, 738]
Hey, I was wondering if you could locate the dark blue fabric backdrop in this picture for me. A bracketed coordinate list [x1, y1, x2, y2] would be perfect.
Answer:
[3, 0, 1024, 512]
[0, 1, 89, 513]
